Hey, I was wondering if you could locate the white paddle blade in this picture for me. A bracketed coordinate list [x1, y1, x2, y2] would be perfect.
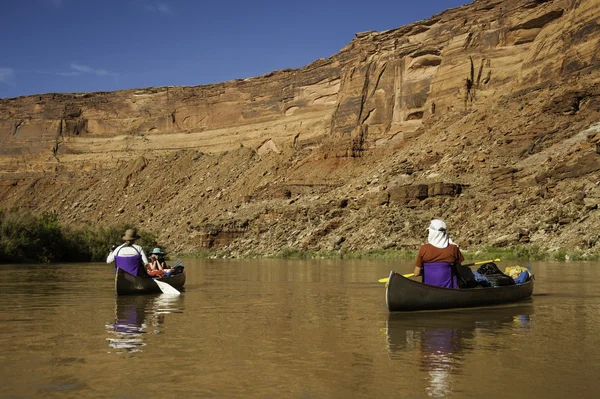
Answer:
[154, 279, 181, 295]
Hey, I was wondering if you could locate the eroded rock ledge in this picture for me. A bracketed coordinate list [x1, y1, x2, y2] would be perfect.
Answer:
[2, 0, 600, 257]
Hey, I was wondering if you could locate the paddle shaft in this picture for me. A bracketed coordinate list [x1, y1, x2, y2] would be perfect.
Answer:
[461, 258, 501, 268]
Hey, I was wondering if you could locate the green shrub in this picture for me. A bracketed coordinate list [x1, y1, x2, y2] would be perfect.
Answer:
[0, 208, 157, 264]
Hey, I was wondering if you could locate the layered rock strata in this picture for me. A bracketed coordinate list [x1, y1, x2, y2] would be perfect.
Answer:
[1, 0, 600, 257]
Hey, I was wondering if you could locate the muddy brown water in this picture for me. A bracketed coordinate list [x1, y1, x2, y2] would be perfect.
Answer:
[1, 259, 599, 398]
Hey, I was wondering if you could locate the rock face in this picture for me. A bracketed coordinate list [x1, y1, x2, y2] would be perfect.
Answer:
[2, 0, 600, 257]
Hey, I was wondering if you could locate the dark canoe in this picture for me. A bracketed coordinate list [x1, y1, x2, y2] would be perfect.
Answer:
[115, 268, 186, 295]
[385, 271, 533, 312]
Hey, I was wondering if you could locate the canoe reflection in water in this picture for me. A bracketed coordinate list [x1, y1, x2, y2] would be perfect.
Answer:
[385, 305, 533, 397]
[105, 294, 184, 353]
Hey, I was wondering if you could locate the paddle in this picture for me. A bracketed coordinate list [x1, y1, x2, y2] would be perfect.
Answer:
[152, 258, 183, 295]
[377, 258, 501, 283]
[154, 278, 181, 295]
[169, 258, 183, 269]
[378, 273, 414, 282]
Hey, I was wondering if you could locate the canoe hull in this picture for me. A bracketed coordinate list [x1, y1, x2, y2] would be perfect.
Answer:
[115, 268, 186, 295]
[386, 271, 533, 312]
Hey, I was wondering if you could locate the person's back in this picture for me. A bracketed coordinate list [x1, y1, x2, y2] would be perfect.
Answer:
[415, 243, 463, 288]
[107, 229, 149, 277]
[413, 220, 464, 289]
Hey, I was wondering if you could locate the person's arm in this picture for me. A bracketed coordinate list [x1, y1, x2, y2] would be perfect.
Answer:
[454, 246, 465, 266]
[140, 248, 149, 266]
[414, 246, 424, 276]
[106, 244, 120, 264]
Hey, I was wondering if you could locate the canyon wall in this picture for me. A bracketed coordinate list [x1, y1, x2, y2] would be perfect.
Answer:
[1, 0, 600, 257]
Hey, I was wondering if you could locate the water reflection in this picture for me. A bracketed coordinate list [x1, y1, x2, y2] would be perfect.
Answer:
[105, 294, 184, 353]
[385, 305, 533, 397]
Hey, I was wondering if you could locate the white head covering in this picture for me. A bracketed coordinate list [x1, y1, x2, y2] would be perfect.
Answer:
[427, 219, 454, 248]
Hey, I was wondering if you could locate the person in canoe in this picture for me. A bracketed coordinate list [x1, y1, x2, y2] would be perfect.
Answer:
[413, 219, 464, 288]
[147, 247, 170, 277]
[107, 229, 150, 277]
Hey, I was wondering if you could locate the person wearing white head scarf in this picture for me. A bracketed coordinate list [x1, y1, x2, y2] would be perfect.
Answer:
[427, 219, 454, 248]
[414, 219, 464, 288]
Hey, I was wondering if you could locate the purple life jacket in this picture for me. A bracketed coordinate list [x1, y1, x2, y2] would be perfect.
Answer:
[115, 246, 145, 277]
[423, 262, 458, 289]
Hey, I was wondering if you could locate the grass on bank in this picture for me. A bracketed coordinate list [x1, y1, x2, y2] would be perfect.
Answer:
[181, 244, 600, 262]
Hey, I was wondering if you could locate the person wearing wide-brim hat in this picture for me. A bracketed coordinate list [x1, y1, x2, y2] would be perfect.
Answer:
[107, 228, 149, 277]
[122, 229, 141, 241]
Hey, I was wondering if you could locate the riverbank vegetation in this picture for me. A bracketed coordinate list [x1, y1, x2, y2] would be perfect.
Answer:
[180, 245, 600, 262]
[0, 208, 157, 264]
[2, 208, 597, 264]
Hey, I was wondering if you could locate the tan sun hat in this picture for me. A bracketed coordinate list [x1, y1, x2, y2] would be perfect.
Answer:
[122, 229, 141, 241]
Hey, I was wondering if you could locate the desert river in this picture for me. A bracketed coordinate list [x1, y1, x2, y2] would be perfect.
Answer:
[1, 259, 599, 398]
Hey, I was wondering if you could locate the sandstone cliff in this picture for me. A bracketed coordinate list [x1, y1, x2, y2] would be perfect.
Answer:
[2, 0, 600, 258]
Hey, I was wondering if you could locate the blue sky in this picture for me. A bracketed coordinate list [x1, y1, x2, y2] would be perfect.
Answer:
[0, 0, 469, 99]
